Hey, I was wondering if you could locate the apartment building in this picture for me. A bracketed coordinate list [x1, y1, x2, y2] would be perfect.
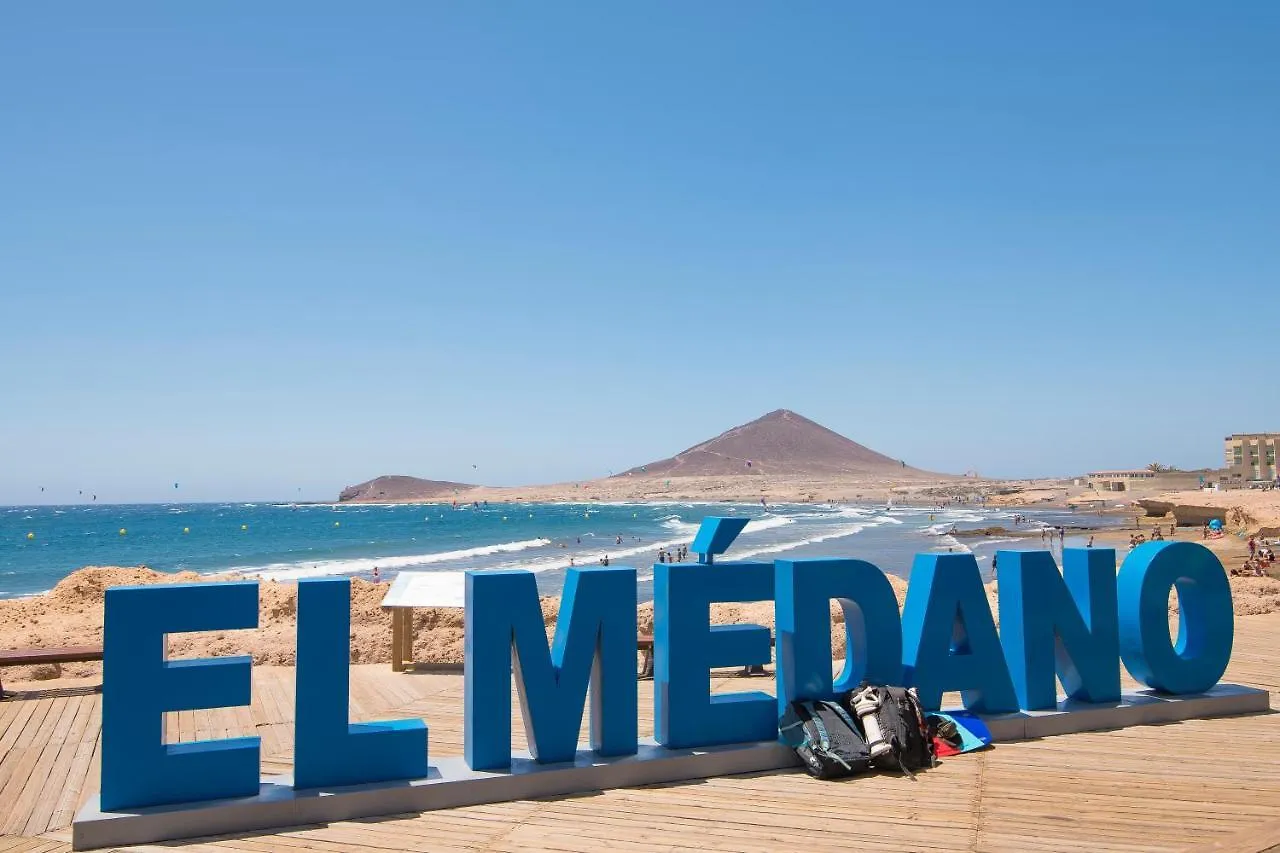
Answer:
[1222, 433, 1280, 487]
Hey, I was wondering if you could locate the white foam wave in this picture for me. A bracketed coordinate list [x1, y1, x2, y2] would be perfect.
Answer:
[933, 534, 972, 554]
[730, 523, 870, 560]
[744, 515, 795, 533]
[237, 538, 552, 581]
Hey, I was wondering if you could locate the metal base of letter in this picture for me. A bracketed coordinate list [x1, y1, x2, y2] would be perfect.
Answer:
[73, 684, 1269, 851]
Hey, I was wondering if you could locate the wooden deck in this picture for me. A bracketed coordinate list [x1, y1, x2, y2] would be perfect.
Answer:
[3, 615, 1280, 853]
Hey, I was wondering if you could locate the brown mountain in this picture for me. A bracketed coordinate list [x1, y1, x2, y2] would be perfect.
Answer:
[616, 409, 933, 478]
[338, 475, 475, 502]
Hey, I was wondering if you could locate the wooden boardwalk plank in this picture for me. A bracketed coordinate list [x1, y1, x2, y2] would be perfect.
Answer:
[0, 612, 1278, 851]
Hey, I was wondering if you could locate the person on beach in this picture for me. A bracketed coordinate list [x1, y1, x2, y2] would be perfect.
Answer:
[1249, 537, 1257, 558]
[372, 566, 380, 582]
[1087, 535, 1095, 548]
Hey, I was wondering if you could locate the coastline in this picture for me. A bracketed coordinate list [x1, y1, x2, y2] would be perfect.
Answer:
[4, 514, 1277, 686]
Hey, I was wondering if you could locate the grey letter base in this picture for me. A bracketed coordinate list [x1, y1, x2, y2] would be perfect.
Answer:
[72, 683, 1270, 850]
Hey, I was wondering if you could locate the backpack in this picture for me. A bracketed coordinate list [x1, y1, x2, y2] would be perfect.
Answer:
[844, 685, 936, 778]
[779, 699, 871, 780]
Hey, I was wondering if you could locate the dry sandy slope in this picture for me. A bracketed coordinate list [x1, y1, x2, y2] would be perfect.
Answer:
[3, 562, 1277, 684]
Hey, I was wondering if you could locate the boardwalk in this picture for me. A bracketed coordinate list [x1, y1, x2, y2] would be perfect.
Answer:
[3, 614, 1280, 853]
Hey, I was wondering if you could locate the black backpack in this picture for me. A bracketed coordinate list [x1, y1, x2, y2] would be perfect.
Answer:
[779, 699, 871, 780]
[844, 685, 936, 778]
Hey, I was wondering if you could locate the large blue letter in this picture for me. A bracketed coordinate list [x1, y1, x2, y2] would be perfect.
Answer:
[465, 566, 637, 770]
[101, 582, 260, 810]
[1118, 541, 1233, 694]
[294, 577, 428, 789]
[655, 561, 776, 748]
[775, 558, 902, 715]
[998, 548, 1121, 709]
[901, 553, 1018, 713]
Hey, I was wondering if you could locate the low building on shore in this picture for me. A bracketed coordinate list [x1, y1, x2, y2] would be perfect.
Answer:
[1086, 469, 1207, 493]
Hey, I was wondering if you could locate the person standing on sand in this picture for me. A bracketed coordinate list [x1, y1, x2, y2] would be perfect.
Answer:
[1249, 537, 1257, 558]
[372, 566, 380, 582]
[1087, 535, 1095, 548]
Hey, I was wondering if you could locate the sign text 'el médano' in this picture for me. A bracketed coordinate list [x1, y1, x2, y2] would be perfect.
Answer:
[98, 519, 1234, 811]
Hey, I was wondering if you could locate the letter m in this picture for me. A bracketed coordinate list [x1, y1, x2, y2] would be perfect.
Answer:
[464, 566, 638, 770]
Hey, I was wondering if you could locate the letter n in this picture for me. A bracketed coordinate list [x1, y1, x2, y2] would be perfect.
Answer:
[999, 548, 1121, 709]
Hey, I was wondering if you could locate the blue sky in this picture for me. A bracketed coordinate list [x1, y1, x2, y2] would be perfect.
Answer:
[2, 2, 1277, 504]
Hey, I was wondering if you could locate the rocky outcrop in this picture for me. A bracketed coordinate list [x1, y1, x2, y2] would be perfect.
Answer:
[338, 476, 475, 503]
[1170, 504, 1230, 527]
[1137, 500, 1174, 517]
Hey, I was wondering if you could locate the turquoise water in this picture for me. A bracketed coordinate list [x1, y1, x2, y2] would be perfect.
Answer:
[0, 500, 1122, 599]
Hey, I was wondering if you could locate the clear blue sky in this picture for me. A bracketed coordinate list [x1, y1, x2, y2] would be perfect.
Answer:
[2, 2, 1277, 504]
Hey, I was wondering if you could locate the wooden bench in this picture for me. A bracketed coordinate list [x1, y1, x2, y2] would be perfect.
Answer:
[637, 634, 772, 680]
[0, 646, 103, 697]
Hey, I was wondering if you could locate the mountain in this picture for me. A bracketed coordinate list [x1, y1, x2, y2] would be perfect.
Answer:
[338, 475, 475, 503]
[615, 409, 932, 478]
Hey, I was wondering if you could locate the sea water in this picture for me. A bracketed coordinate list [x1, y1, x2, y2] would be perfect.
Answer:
[0, 501, 1123, 600]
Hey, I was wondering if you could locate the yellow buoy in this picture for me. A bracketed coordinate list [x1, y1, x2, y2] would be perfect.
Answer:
[183, 527, 190, 534]
[241, 524, 248, 531]
[26, 532, 34, 540]
[119, 528, 127, 536]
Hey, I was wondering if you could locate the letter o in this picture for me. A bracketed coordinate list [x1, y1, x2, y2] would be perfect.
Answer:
[1117, 541, 1233, 694]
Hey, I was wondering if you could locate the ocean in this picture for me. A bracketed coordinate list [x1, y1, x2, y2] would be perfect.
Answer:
[0, 500, 1125, 601]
